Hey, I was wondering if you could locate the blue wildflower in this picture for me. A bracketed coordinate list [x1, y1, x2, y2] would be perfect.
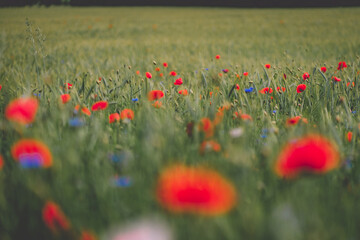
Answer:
[112, 176, 132, 187]
[69, 117, 84, 127]
[245, 87, 254, 93]
[132, 98, 139, 102]
[205, 68, 209, 71]
[109, 153, 122, 163]
[352, 111, 356, 114]
[273, 110, 277, 113]
[19, 153, 42, 169]
[108, 151, 133, 165]
[261, 129, 268, 138]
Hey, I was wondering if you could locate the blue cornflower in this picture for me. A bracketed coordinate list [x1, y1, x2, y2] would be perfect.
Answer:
[109, 151, 132, 165]
[261, 129, 268, 138]
[352, 111, 356, 114]
[132, 98, 139, 102]
[19, 153, 42, 169]
[273, 110, 277, 113]
[205, 68, 209, 71]
[245, 87, 254, 93]
[108, 152, 128, 163]
[112, 176, 132, 187]
[20, 160, 42, 168]
[69, 117, 84, 127]
[109, 153, 122, 163]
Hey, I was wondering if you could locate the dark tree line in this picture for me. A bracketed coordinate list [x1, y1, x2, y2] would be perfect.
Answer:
[1, 0, 360, 7]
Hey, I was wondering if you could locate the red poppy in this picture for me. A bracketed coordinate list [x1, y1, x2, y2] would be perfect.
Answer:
[80, 230, 97, 240]
[148, 90, 164, 101]
[320, 67, 327, 73]
[243, 72, 249, 76]
[11, 139, 52, 168]
[198, 118, 214, 138]
[42, 201, 71, 232]
[163, 62, 168, 67]
[215, 55, 220, 59]
[0, 85, 2, 91]
[276, 87, 286, 92]
[152, 101, 162, 108]
[213, 104, 230, 126]
[91, 101, 108, 111]
[75, 105, 91, 116]
[0, 155, 4, 170]
[159, 73, 164, 77]
[174, 78, 183, 85]
[218, 104, 231, 112]
[275, 135, 340, 178]
[296, 84, 306, 93]
[170, 71, 177, 76]
[286, 116, 307, 126]
[5, 97, 39, 125]
[156, 164, 237, 215]
[347, 82, 355, 87]
[236, 84, 240, 90]
[337, 61, 347, 70]
[109, 113, 120, 123]
[213, 111, 224, 126]
[222, 69, 229, 73]
[287, 116, 300, 126]
[64, 83, 73, 89]
[259, 87, 273, 94]
[178, 89, 188, 96]
[146, 72, 152, 79]
[60, 94, 71, 104]
[241, 113, 252, 121]
[333, 76, 341, 82]
[120, 109, 134, 120]
[155, 67, 160, 72]
[347, 131, 352, 142]
[82, 107, 91, 116]
[136, 70, 140, 75]
[199, 140, 221, 154]
[302, 72, 310, 80]
[233, 112, 252, 121]
[265, 64, 271, 69]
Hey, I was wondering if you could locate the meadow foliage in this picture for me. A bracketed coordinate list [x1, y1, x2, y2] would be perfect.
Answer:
[0, 6, 360, 240]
